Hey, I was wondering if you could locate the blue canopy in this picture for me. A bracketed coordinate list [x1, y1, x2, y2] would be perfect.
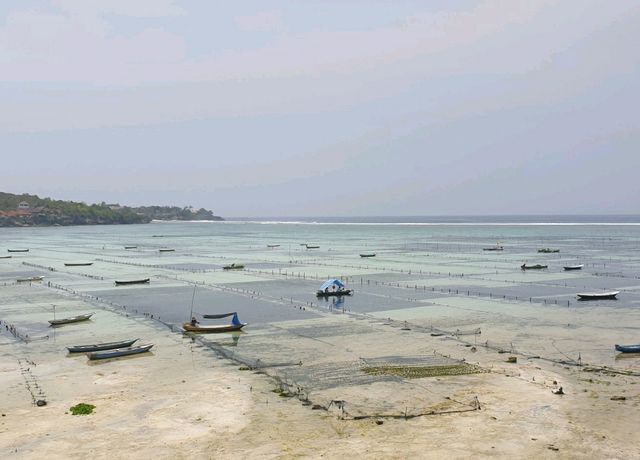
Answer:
[319, 279, 345, 291]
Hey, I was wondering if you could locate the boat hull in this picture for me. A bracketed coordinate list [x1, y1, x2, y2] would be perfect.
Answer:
[49, 313, 94, 326]
[64, 263, 93, 267]
[88, 344, 153, 360]
[577, 291, 620, 300]
[521, 265, 548, 270]
[115, 278, 150, 286]
[316, 290, 353, 297]
[615, 344, 640, 353]
[68, 339, 138, 353]
[360, 254, 376, 258]
[563, 265, 584, 271]
[183, 323, 246, 333]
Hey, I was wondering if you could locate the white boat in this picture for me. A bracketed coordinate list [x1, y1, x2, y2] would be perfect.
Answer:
[563, 264, 584, 271]
[577, 291, 619, 300]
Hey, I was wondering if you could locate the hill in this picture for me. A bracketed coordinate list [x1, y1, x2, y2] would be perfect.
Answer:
[0, 192, 223, 227]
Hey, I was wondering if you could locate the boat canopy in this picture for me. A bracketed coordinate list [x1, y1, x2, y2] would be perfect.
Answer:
[231, 313, 242, 326]
[203, 312, 243, 325]
[319, 279, 345, 291]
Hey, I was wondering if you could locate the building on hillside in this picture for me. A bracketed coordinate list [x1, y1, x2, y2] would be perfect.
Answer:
[18, 201, 30, 210]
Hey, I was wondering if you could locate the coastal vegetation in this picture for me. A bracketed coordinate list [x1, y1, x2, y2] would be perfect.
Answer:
[69, 403, 95, 415]
[0, 192, 222, 227]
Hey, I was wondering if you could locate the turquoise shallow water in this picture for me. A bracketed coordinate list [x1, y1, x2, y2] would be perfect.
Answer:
[1, 220, 639, 373]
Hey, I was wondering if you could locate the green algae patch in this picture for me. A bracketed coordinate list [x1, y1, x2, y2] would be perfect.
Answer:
[362, 364, 483, 379]
[70, 403, 95, 415]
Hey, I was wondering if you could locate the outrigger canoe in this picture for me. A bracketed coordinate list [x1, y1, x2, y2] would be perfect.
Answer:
[115, 278, 150, 286]
[8, 249, 29, 253]
[577, 291, 620, 300]
[67, 338, 138, 353]
[88, 343, 154, 360]
[49, 313, 93, 326]
[159, 248, 175, 252]
[64, 262, 93, 267]
[360, 253, 376, 258]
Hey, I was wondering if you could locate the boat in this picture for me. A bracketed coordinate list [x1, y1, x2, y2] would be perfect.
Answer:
[267, 244, 280, 248]
[577, 291, 620, 300]
[538, 248, 560, 253]
[8, 249, 29, 253]
[124, 246, 137, 249]
[0, 255, 12, 259]
[183, 312, 246, 333]
[115, 278, 150, 286]
[615, 344, 640, 353]
[223, 263, 244, 270]
[521, 264, 548, 270]
[64, 262, 93, 267]
[483, 245, 503, 251]
[305, 244, 320, 249]
[563, 264, 584, 271]
[49, 313, 94, 326]
[159, 248, 175, 252]
[17, 275, 44, 282]
[360, 253, 376, 258]
[67, 338, 138, 353]
[88, 343, 154, 360]
[316, 279, 352, 297]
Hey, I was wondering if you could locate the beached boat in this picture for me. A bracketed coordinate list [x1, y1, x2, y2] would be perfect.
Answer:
[483, 245, 503, 251]
[159, 248, 175, 252]
[306, 244, 320, 249]
[538, 248, 560, 253]
[49, 313, 93, 326]
[360, 253, 376, 258]
[577, 291, 620, 300]
[267, 244, 280, 248]
[316, 279, 352, 297]
[8, 249, 29, 253]
[521, 264, 548, 270]
[223, 263, 244, 270]
[115, 278, 150, 286]
[17, 275, 44, 282]
[615, 344, 640, 353]
[0, 255, 12, 259]
[64, 262, 93, 267]
[124, 246, 137, 249]
[563, 264, 584, 271]
[67, 338, 138, 353]
[183, 313, 246, 333]
[88, 343, 153, 360]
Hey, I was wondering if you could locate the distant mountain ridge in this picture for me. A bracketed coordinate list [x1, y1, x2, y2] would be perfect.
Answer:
[0, 192, 223, 227]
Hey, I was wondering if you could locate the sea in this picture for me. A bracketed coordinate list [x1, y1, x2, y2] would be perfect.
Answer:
[1, 215, 639, 407]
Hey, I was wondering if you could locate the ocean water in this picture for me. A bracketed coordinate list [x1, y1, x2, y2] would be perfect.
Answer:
[1, 219, 640, 390]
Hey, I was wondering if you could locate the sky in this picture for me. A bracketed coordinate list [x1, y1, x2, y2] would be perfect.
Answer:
[1, 0, 639, 217]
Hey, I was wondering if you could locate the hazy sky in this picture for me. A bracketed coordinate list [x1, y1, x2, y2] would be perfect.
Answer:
[1, 0, 639, 217]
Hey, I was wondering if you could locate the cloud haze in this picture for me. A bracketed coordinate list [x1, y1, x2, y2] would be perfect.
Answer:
[1, 0, 638, 216]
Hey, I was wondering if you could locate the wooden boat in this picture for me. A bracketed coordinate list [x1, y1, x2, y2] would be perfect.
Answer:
[538, 248, 560, 253]
[316, 289, 353, 297]
[49, 313, 94, 326]
[88, 343, 153, 360]
[183, 323, 246, 333]
[67, 339, 138, 353]
[115, 278, 150, 286]
[577, 291, 620, 300]
[64, 262, 93, 267]
[8, 249, 29, 253]
[184, 312, 246, 333]
[17, 275, 44, 282]
[0, 255, 12, 259]
[360, 253, 376, 258]
[563, 264, 584, 271]
[267, 244, 280, 248]
[521, 264, 548, 270]
[124, 246, 137, 249]
[615, 344, 640, 353]
[159, 248, 175, 252]
[483, 246, 503, 251]
[223, 263, 244, 270]
[305, 244, 320, 249]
